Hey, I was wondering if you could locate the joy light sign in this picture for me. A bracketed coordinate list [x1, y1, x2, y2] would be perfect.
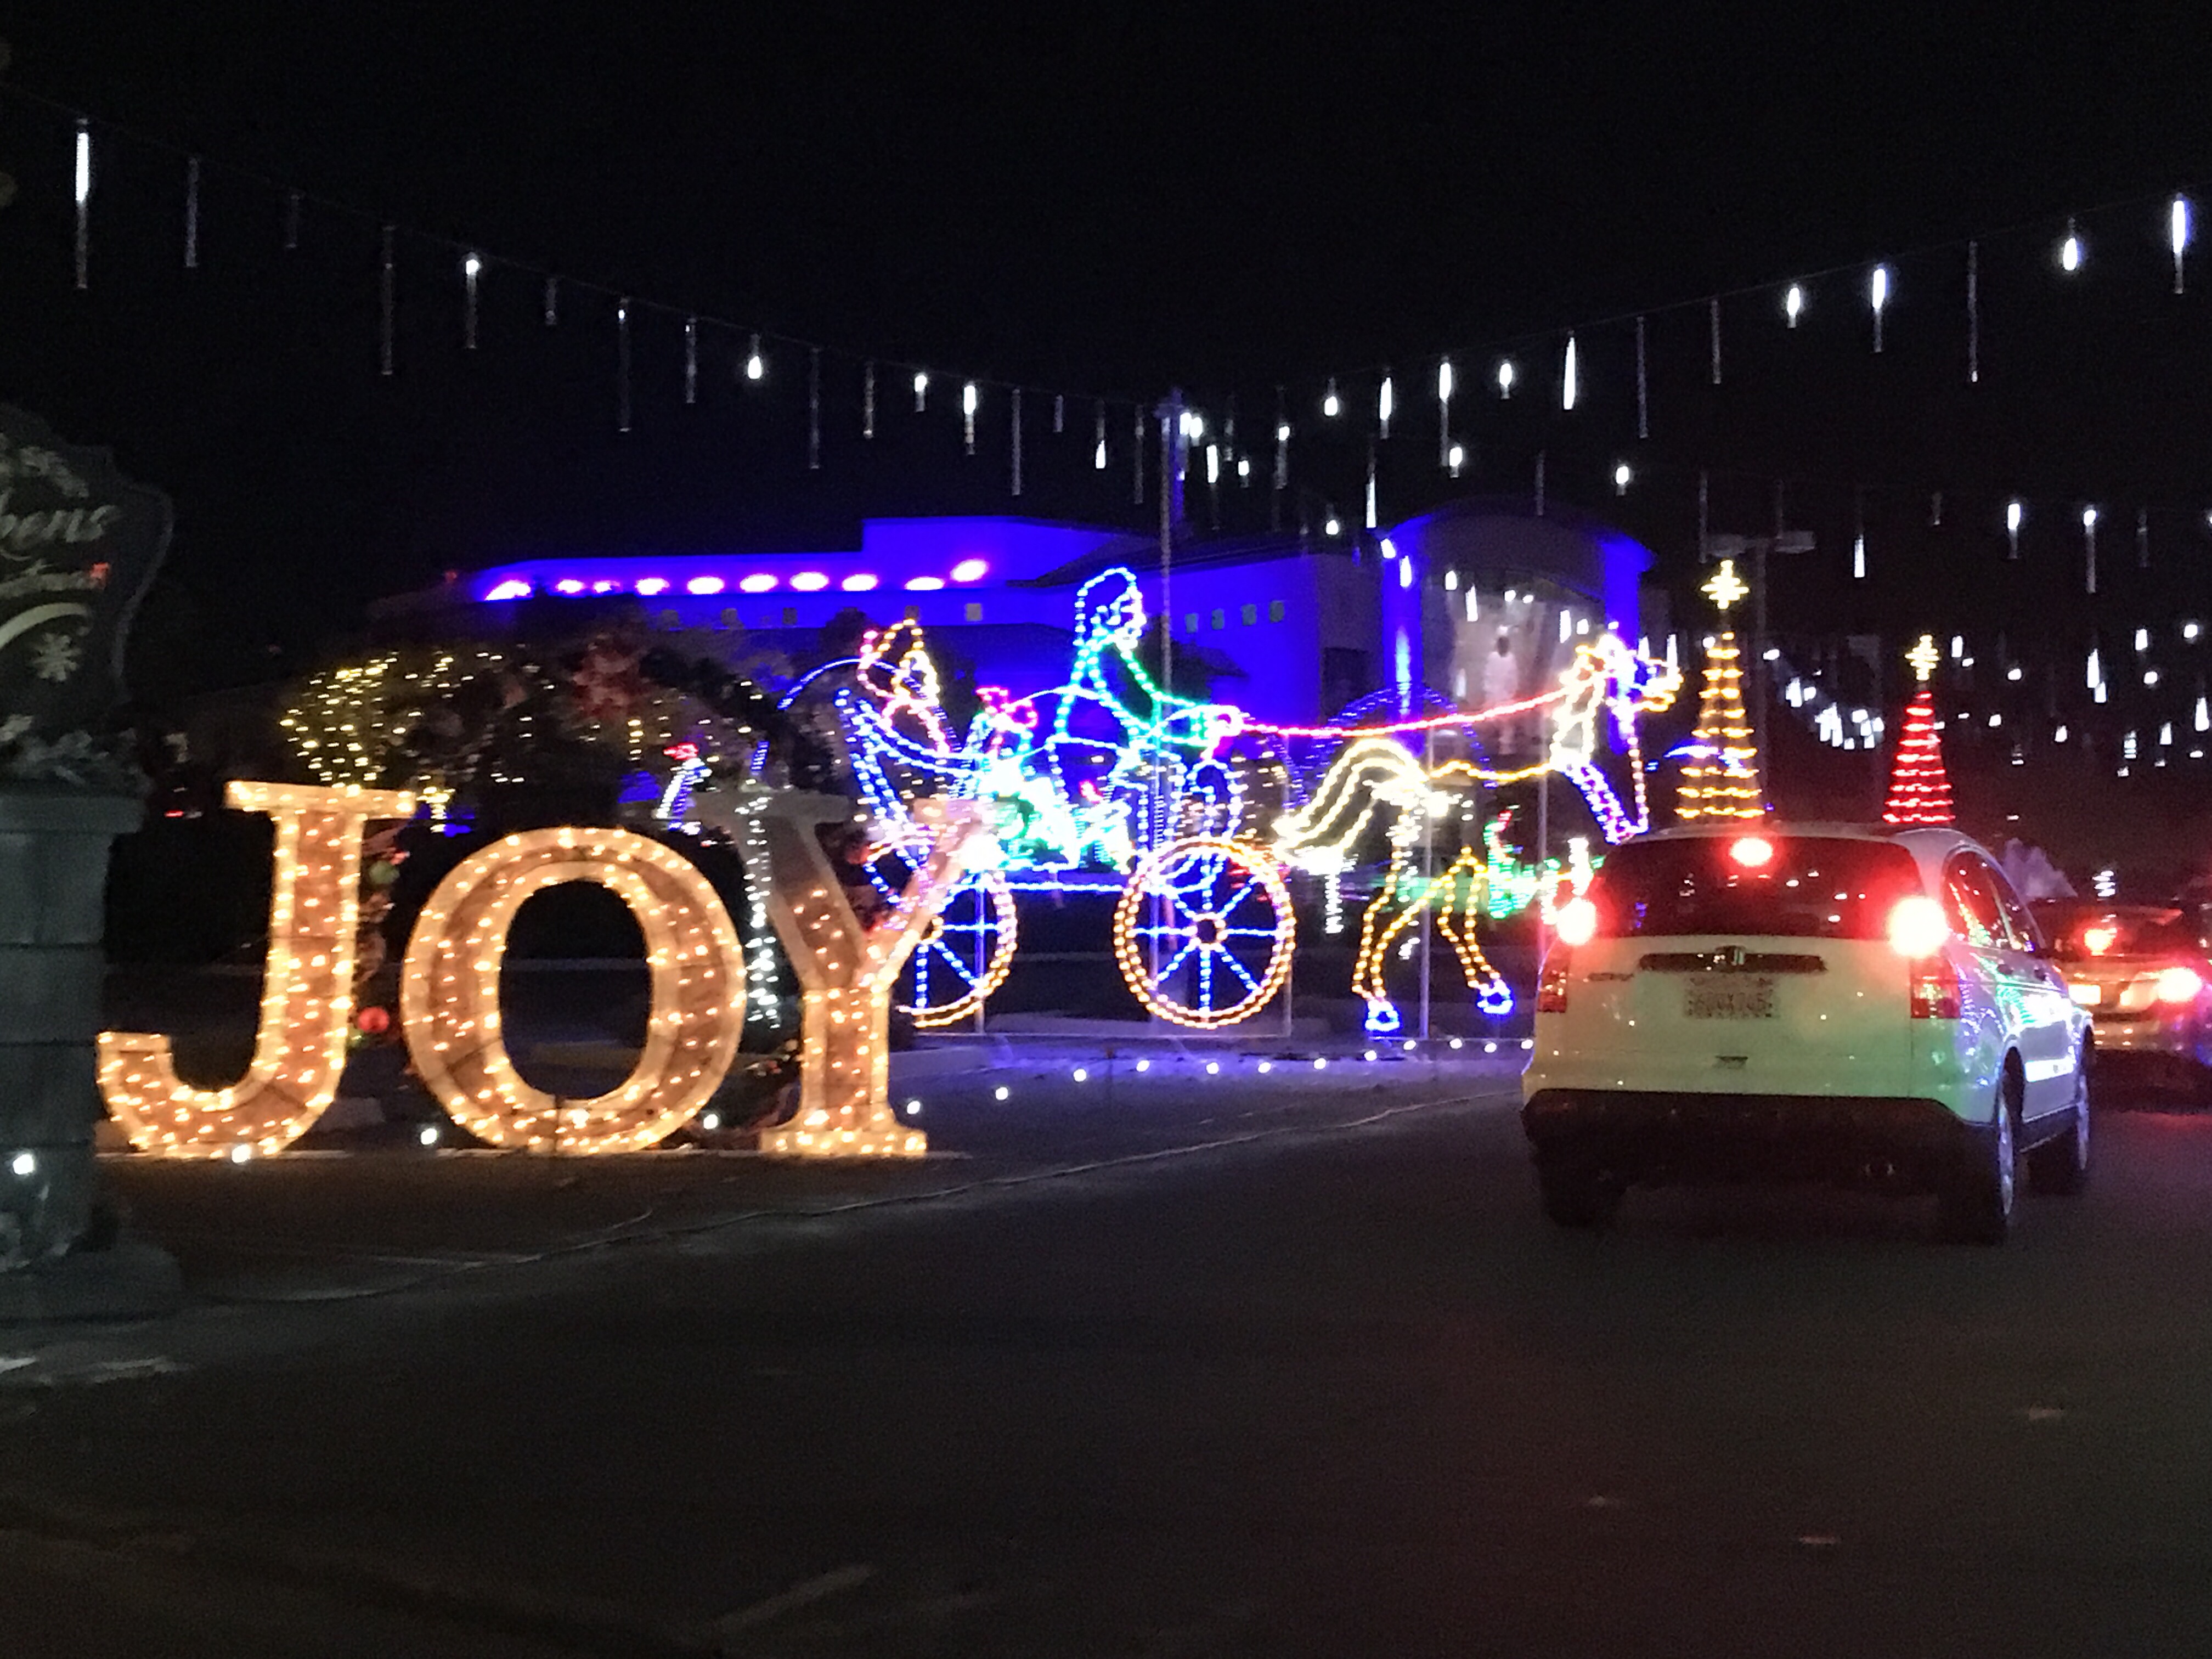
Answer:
[99, 782, 988, 1160]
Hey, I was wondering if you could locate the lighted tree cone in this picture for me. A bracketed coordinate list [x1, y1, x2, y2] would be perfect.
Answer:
[1883, 640, 1956, 825]
[1675, 629, 1768, 821]
[725, 790, 993, 1157]
[99, 782, 415, 1159]
[398, 828, 745, 1154]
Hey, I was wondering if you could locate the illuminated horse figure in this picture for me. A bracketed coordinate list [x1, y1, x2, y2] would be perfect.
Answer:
[1272, 634, 1679, 1035]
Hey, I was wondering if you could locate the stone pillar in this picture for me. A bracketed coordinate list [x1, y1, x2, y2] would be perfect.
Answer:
[0, 789, 180, 1317]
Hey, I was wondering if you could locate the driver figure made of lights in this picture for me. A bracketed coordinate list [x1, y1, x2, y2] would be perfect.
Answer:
[983, 567, 1245, 871]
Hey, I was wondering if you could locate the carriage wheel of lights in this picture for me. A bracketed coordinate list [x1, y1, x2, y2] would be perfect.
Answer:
[1113, 837, 1295, 1029]
[867, 842, 1019, 1026]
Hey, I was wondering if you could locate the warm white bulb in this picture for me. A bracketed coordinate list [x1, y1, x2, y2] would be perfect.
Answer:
[1613, 462, 1632, 494]
[1324, 514, 1342, 537]
[2174, 195, 2192, 256]
[1784, 283, 1804, 324]
[1437, 359, 1454, 402]
[1561, 335, 1578, 411]
[962, 381, 978, 416]
[2006, 500, 2023, 533]
[1378, 376, 1394, 425]
[1323, 380, 1340, 417]
[1496, 359, 1515, 396]
[1870, 266, 1891, 313]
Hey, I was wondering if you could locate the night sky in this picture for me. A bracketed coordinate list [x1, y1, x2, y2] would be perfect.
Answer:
[4, 3, 2211, 692]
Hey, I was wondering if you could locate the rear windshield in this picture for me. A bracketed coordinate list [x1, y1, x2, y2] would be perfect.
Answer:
[2035, 904, 2204, 961]
[1585, 834, 1924, 940]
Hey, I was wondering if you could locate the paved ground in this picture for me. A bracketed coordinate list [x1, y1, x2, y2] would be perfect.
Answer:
[5, 1056, 2212, 1657]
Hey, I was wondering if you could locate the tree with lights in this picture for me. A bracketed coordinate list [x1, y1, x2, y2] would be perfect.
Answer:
[1675, 558, 1768, 820]
[1882, 634, 1955, 825]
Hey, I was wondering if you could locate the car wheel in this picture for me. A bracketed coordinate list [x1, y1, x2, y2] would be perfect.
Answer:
[1536, 1153, 1623, 1229]
[2027, 1053, 2091, 1196]
[1940, 1085, 2016, 1245]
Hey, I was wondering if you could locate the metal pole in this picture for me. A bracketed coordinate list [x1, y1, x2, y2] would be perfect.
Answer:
[1419, 725, 1434, 1041]
[1149, 392, 1183, 1005]
[1753, 539, 1770, 790]
[1536, 766, 1550, 981]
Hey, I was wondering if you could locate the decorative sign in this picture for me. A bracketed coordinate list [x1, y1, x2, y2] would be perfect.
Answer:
[101, 782, 416, 1158]
[0, 405, 170, 776]
[98, 781, 986, 1160]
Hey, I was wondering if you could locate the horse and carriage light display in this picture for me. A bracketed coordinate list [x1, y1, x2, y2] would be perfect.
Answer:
[766, 566, 1681, 1034]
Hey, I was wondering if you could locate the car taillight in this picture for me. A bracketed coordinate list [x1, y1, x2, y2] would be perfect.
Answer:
[1887, 894, 1950, 958]
[1536, 951, 1572, 1013]
[1910, 954, 1962, 1019]
[2154, 965, 2204, 1004]
[1553, 897, 1598, 947]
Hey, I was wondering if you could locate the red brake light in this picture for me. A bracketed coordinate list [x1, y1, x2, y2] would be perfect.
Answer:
[1730, 835, 1775, 868]
[1887, 895, 1950, 958]
[2154, 966, 2204, 1004]
[2083, 924, 2118, 956]
[1553, 897, 1598, 947]
[1537, 950, 1572, 1014]
[1910, 954, 1962, 1019]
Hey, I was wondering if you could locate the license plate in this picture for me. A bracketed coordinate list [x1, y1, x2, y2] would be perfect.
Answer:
[1685, 978, 1775, 1019]
[2068, 981, 2102, 1007]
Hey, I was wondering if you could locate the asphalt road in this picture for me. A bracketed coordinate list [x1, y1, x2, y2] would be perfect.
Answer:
[5, 1065, 2212, 1657]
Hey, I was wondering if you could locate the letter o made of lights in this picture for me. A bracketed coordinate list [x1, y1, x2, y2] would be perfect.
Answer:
[400, 828, 744, 1153]
[1113, 836, 1295, 1029]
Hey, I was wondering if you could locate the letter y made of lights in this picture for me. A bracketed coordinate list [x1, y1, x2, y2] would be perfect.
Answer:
[726, 788, 993, 1156]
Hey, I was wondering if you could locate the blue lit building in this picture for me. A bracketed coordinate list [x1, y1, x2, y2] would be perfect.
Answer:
[373, 503, 1666, 724]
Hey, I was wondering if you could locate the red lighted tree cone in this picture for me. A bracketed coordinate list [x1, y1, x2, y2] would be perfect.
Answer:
[1882, 685, 1954, 825]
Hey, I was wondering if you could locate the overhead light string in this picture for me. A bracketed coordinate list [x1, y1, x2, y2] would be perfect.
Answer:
[1053, 392, 1065, 435]
[1967, 240, 1980, 384]
[616, 298, 632, 433]
[183, 155, 201, 270]
[1436, 357, 1453, 469]
[462, 252, 481, 351]
[683, 316, 698, 404]
[542, 274, 559, 326]
[863, 360, 877, 438]
[378, 223, 396, 376]
[72, 117, 91, 290]
[1634, 314, 1649, 438]
[808, 347, 822, 470]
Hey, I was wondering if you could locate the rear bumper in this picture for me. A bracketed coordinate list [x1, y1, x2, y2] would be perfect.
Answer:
[1522, 1088, 1991, 1190]
[2089, 1015, 2202, 1059]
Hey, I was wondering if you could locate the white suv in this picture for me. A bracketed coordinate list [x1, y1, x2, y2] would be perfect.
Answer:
[1522, 822, 2091, 1242]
